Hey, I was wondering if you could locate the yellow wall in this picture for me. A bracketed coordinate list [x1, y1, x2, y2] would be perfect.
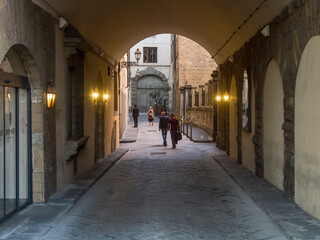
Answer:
[295, 36, 320, 219]
[263, 59, 284, 191]
[55, 49, 120, 190]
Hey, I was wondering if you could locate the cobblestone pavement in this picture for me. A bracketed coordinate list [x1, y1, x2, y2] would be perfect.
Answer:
[40, 122, 286, 240]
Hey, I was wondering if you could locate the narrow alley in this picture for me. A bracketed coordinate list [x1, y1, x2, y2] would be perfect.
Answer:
[41, 122, 287, 239]
[0, 118, 300, 239]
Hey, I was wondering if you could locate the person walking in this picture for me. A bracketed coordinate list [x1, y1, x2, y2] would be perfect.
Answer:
[132, 105, 139, 127]
[159, 111, 169, 146]
[168, 114, 180, 149]
[148, 106, 154, 126]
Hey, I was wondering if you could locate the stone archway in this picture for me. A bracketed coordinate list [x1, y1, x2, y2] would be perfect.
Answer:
[0, 44, 45, 208]
[263, 59, 284, 191]
[131, 67, 170, 112]
[295, 36, 320, 219]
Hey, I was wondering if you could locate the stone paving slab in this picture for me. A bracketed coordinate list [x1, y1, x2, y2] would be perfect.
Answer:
[213, 153, 320, 240]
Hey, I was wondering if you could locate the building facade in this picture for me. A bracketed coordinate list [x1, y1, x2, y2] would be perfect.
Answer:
[129, 34, 173, 112]
[172, 35, 217, 135]
[0, 0, 128, 222]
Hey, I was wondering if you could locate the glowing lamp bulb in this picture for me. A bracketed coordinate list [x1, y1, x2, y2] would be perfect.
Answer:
[93, 92, 99, 100]
[103, 93, 109, 102]
[224, 94, 229, 101]
[216, 95, 221, 102]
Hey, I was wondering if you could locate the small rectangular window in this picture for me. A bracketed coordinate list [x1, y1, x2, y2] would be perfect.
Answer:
[143, 47, 157, 63]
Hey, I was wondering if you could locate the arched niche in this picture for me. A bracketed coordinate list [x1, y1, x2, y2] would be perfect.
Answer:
[263, 59, 284, 190]
[295, 36, 320, 219]
[229, 76, 237, 161]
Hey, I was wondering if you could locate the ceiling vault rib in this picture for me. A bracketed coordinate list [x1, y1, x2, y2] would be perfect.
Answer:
[212, 0, 269, 60]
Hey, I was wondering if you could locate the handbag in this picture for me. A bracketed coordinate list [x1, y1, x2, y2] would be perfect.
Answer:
[176, 132, 182, 141]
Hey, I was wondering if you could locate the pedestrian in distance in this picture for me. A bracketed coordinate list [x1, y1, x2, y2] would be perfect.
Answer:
[159, 111, 169, 146]
[168, 114, 180, 149]
[148, 106, 154, 126]
[132, 105, 139, 127]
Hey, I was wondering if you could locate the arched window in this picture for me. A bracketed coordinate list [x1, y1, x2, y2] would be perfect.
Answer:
[242, 69, 251, 132]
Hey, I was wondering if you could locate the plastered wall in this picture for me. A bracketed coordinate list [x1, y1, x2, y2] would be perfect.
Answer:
[295, 36, 320, 219]
[263, 60, 284, 191]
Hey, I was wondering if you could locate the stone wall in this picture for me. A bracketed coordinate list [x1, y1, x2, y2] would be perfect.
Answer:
[216, 0, 319, 201]
[186, 107, 214, 136]
[173, 36, 217, 114]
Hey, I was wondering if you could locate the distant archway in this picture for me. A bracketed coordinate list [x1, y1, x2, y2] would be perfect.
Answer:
[263, 59, 284, 191]
[131, 67, 169, 112]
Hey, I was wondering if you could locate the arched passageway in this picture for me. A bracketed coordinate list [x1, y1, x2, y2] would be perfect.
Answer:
[44, 0, 292, 64]
[295, 36, 320, 219]
[263, 60, 284, 191]
[131, 67, 170, 112]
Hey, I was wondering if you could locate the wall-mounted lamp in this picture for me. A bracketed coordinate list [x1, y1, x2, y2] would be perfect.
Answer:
[93, 90, 99, 105]
[223, 92, 229, 101]
[121, 48, 142, 68]
[215, 92, 222, 102]
[47, 82, 56, 109]
[135, 48, 142, 65]
[103, 92, 109, 102]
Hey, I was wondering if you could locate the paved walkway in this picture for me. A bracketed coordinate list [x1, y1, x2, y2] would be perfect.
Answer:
[47, 123, 285, 239]
[1, 121, 320, 239]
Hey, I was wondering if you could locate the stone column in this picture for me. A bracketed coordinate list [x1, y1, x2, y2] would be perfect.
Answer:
[205, 83, 209, 107]
[179, 87, 185, 116]
[199, 85, 204, 107]
[192, 87, 197, 107]
[212, 70, 218, 141]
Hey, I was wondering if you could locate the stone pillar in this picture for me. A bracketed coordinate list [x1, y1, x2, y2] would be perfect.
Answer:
[205, 83, 209, 107]
[212, 70, 218, 141]
[216, 68, 227, 150]
[192, 87, 197, 107]
[179, 87, 185, 116]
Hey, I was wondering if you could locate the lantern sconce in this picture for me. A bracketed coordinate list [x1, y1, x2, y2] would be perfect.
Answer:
[47, 81, 56, 109]
[103, 92, 109, 103]
[93, 90, 99, 106]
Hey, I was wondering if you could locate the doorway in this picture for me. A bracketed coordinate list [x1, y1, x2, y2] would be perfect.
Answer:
[0, 75, 31, 222]
[0, 51, 32, 222]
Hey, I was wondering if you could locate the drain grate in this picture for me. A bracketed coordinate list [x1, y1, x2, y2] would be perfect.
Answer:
[150, 152, 167, 155]
[147, 130, 157, 132]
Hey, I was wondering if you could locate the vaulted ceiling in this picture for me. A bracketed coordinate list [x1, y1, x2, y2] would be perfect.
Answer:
[44, 0, 292, 64]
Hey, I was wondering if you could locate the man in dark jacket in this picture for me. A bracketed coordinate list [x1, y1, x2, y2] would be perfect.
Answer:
[159, 111, 169, 146]
[132, 105, 139, 127]
[168, 114, 180, 149]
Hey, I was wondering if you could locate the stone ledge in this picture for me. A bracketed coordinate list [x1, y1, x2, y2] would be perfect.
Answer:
[49, 148, 129, 204]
